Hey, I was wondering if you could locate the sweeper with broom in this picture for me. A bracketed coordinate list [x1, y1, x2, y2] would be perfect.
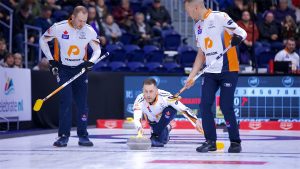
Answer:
[38, 6, 102, 147]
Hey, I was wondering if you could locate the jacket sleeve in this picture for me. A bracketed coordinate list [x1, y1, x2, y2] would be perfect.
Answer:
[39, 23, 57, 61]
[88, 28, 101, 63]
[219, 12, 247, 40]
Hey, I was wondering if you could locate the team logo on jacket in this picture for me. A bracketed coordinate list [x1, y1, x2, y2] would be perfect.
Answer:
[208, 20, 215, 29]
[165, 111, 171, 119]
[79, 31, 86, 39]
[62, 30, 69, 39]
[226, 121, 231, 128]
[81, 114, 87, 121]
[160, 103, 164, 109]
[197, 25, 202, 34]
[147, 106, 152, 113]
[204, 37, 213, 49]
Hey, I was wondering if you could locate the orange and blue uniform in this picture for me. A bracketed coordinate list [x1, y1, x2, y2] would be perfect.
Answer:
[193, 9, 246, 143]
[39, 19, 101, 138]
[194, 9, 246, 73]
[133, 89, 198, 144]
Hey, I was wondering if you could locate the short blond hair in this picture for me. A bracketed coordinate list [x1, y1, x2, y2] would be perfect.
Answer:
[72, 6, 88, 16]
[184, 0, 205, 7]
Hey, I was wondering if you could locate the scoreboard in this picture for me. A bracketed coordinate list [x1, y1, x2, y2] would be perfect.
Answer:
[124, 76, 300, 121]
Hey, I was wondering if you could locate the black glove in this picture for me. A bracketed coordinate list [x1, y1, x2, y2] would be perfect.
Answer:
[81, 61, 94, 71]
[231, 34, 243, 47]
[49, 60, 59, 76]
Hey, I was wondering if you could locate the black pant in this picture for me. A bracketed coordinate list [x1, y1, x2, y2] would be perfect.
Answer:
[201, 72, 241, 143]
[149, 106, 176, 142]
[57, 65, 89, 137]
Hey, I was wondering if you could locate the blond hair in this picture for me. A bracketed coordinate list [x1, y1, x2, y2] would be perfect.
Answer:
[72, 6, 88, 16]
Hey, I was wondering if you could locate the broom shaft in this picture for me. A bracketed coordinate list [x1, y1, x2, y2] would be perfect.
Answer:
[42, 52, 109, 102]
[43, 69, 86, 101]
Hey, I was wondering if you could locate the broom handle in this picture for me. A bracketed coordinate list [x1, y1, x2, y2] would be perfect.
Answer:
[43, 69, 86, 101]
[43, 52, 109, 102]
[173, 46, 232, 98]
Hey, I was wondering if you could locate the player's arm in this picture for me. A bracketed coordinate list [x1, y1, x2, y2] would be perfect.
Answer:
[89, 31, 101, 63]
[133, 95, 144, 133]
[133, 110, 143, 132]
[39, 24, 59, 75]
[167, 98, 196, 120]
[39, 24, 56, 61]
[88, 30, 101, 63]
[220, 12, 247, 46]
[81, 29, 102, 71]
[166, 97, 203, 133]
[185, 48, 205, 88]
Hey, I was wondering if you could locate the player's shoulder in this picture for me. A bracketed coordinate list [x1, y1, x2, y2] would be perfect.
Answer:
[135, 93, 145, 103]
[292, 51, 300, 57]
[54, 20, 68, 27]
[211, 11, 230, 19]
[85, 24, 97, 33]
[158, 89, 172, 97]
[275, 50, 285, 58]
[278, 49, 287, 55]
[50, 20, 69, 31]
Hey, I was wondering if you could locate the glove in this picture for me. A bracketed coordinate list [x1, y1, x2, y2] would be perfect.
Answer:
[184, 77, 195, 89]
[81, 61, 94, 71]
[230, 34, 243, 47]
[49, 60, 59, 76]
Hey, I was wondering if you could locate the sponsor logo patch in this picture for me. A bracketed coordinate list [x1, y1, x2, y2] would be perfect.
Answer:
[62, 30, 69, 39]
[197, 25, 202, 34]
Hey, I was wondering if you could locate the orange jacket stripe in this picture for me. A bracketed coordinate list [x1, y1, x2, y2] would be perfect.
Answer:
[224, 31, 239, 72]
[53, 38, 60, 61]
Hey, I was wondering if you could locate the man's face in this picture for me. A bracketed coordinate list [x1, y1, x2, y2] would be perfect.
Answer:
[6, 56, 14, 66]
[265, 13, 274, 23]
[72, 12, 88, 29]
[234, 0, 243, 6]
[143, 84, 158, 103]
[136, 14, 144, 24]
[279, 0, 288, 10]
[47, 0, 55, 5]
[14, 53, 22, 66]
[39, 58, 49, 70]
[122, 0, 130, 9]
[0, 41, 6, 51]
[97, 0, 105, 6]
[43, 10, 52, 19]
[185, 2, 196, 20]
[106, 15, 113, 25]
[153, 2, 161, 9]
[286, 40, 296, 53]
[185, 2, 202, 21]
[88, 8, 96, 20]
